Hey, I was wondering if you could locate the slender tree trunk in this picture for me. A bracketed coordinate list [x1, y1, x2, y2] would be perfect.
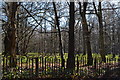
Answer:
[16, 10, 19, 55]
[98, 2, 106, 62]
[93, 2, 106, 62]
[112, 25, 115, 57]
[79, 2, 93, 65]
[67, 2, 75, 72]
[53, 2, 65, 67]
[82, 15, 93, 65]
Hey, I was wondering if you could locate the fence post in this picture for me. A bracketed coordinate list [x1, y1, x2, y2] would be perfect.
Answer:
[45, 57, 46, 74]
[42, 57, 44, 73]
[35, 57, 39, 77]
[2, 56, 4, 79]
[21, 57, 22, 75]
[6, 57, 7, 71]
[32, 58, 34, 77]
[77, 56, 79, 73]
[52, 57, 54, 72]
[28, 57, 30, 77]
[94, 58, 96, 69]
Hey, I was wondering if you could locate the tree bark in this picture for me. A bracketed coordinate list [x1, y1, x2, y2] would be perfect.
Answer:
[79, 2, 93, 65]
[53, 2, 65, 67]
[4, 2, 18, 67]
[67, 2, 75, 72]
[93, 2, 106, 62]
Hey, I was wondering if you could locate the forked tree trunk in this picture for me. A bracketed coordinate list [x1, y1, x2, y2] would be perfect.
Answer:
[93, 2, 106, 62]
[79, 2, 93, 65]
[81, 14, 93, 65]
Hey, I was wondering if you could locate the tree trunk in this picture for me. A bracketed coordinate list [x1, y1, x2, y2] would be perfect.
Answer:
[79, 2, 93, 65]
[81, 14, 93, 65]
[53, 2, 65, 68]
[93, 2, 106, 62]
[4, 2, 18, 67]
[67, 2, 75, 72]
[98, 2, 106, 62]
[83, 31, 86, 55]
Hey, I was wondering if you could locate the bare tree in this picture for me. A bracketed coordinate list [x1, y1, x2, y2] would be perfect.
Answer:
[3, 2, 18, 67]
[93, 2, 106, 62]
[53, 2, 65, 67]
[79, 2, 93, 65]
[67, 2, 75, 72]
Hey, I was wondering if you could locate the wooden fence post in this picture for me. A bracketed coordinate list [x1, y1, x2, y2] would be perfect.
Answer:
[77, 56, 79, 73]
[35, 57, 39, 77]
[41, 57, 44, 73]
[45, 57, 46, 74]
[3, 56, 5, 74]
[32, 58, 34, 77]
[21, 57, 22, 75]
